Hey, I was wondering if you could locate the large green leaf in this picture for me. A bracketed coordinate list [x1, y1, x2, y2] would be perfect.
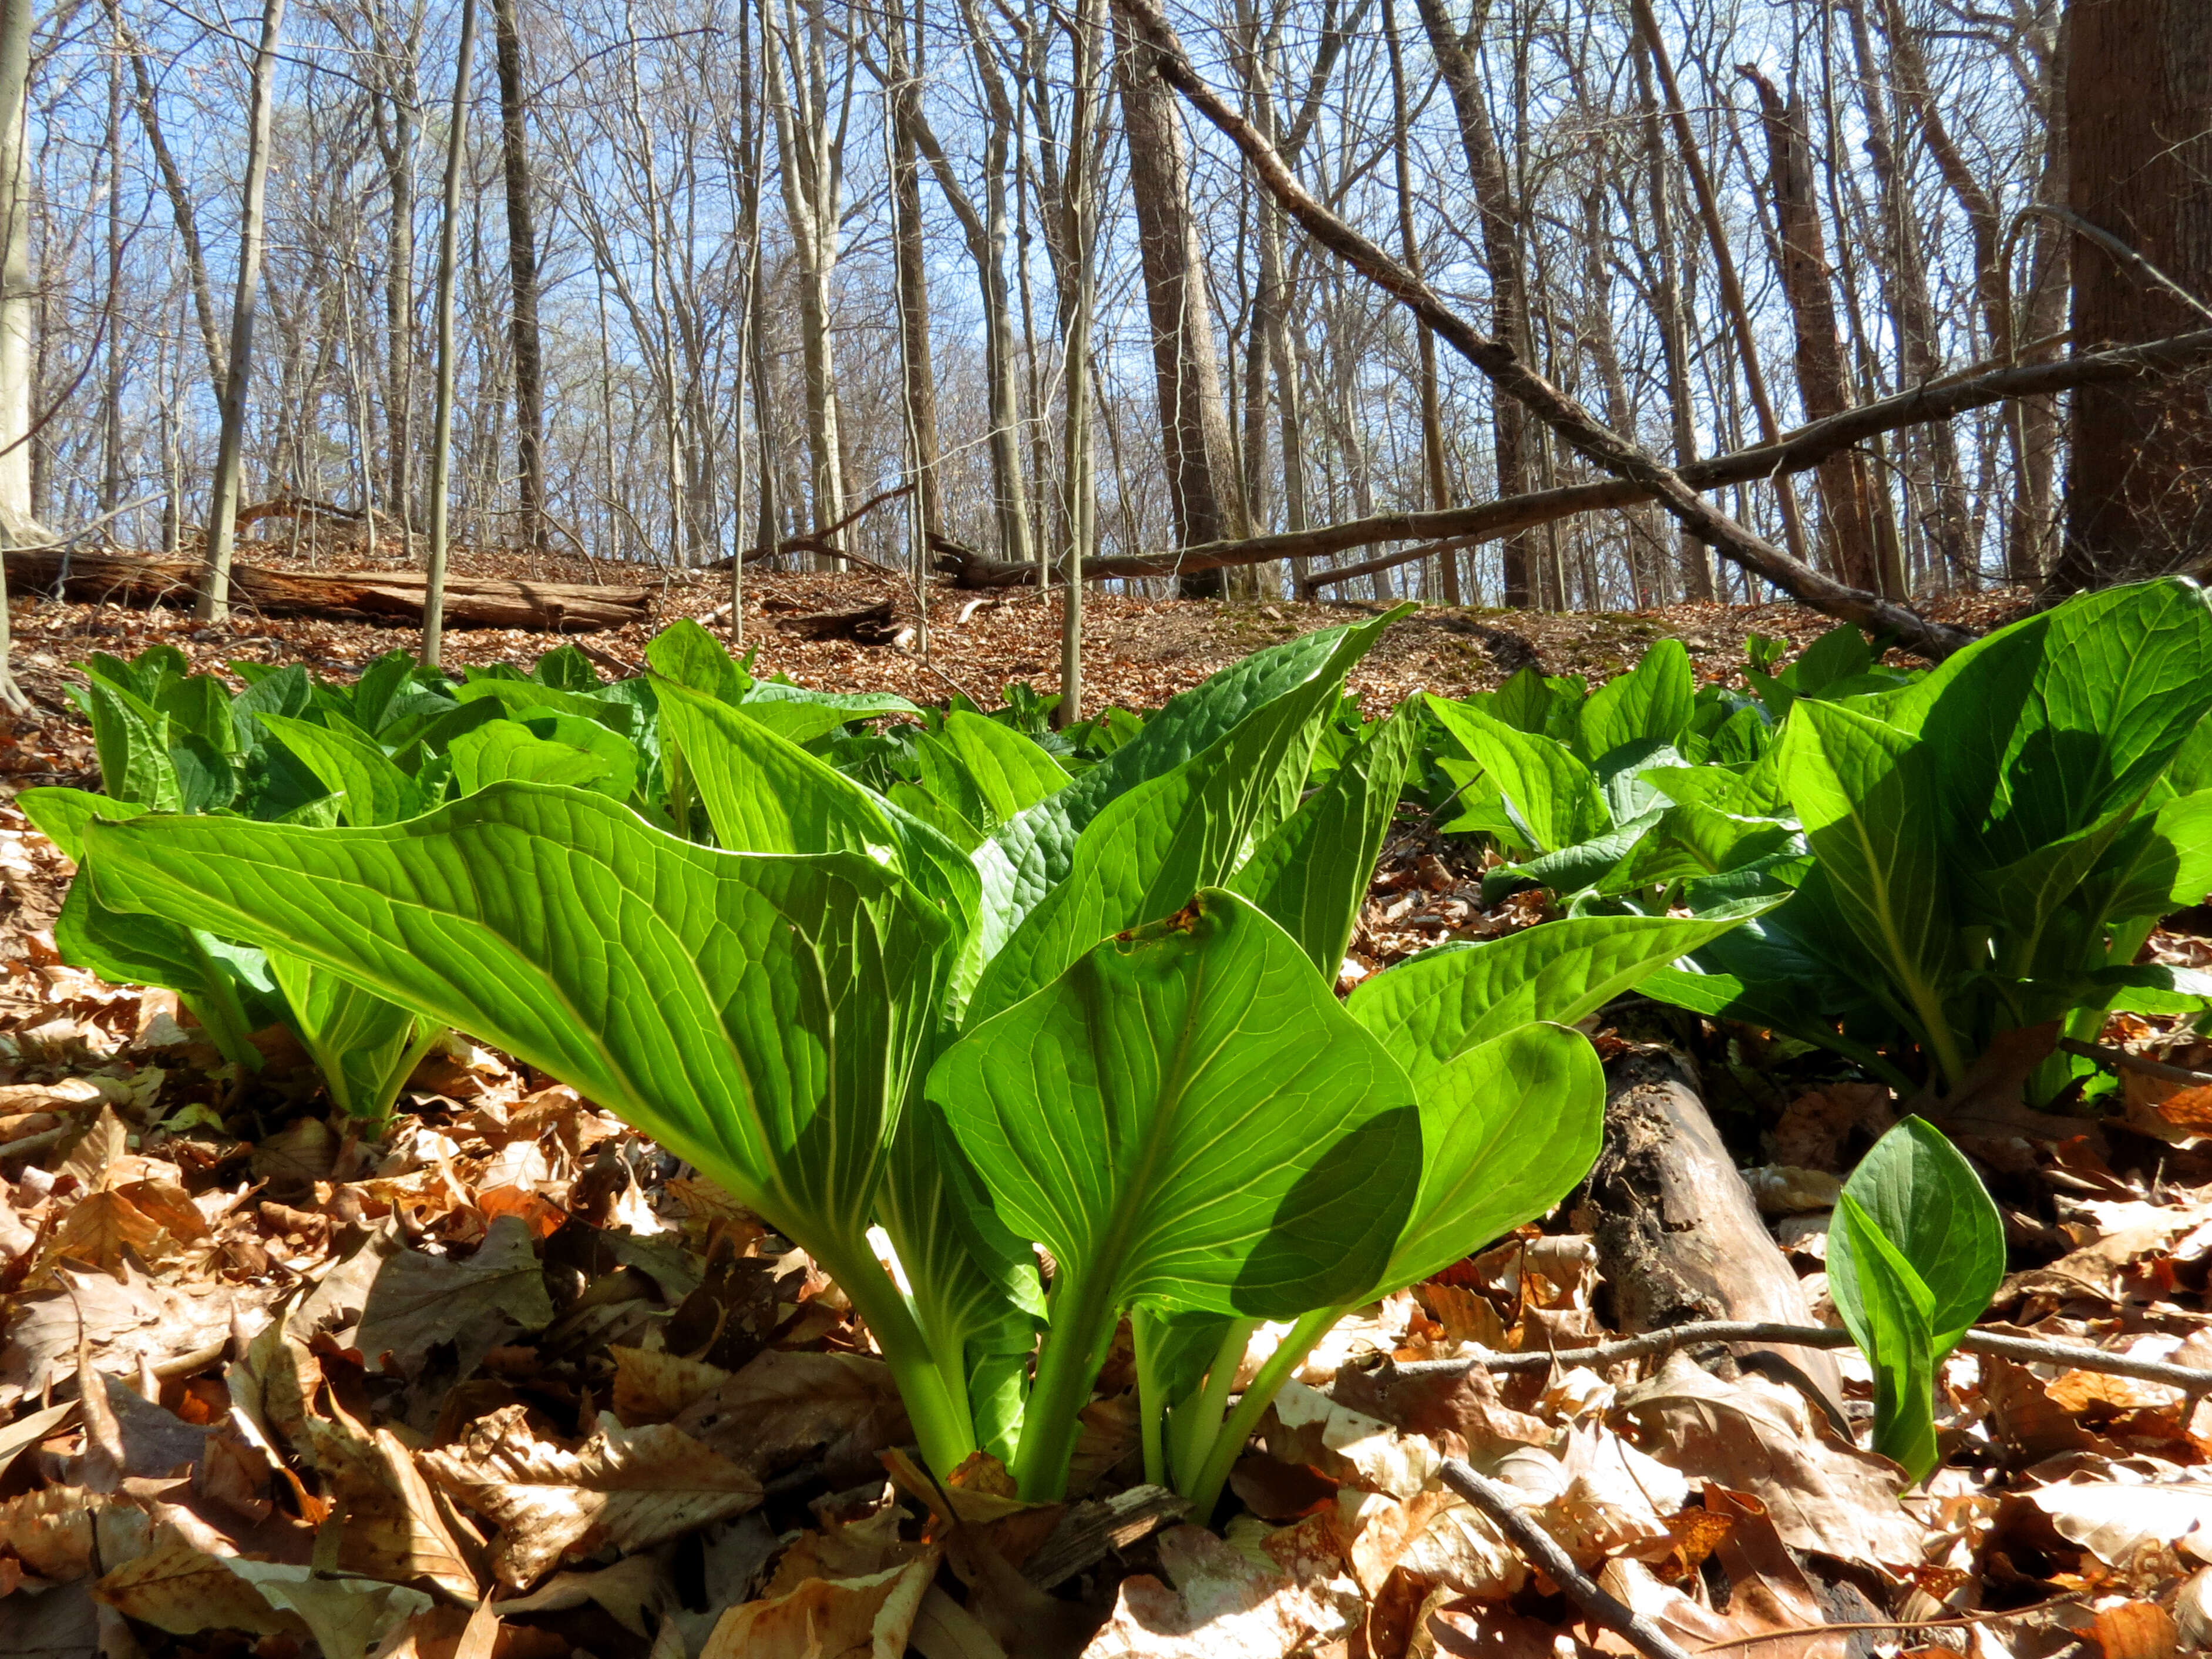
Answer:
[259, 714, 426, 827]
[657, 681, 978, 938]
[1829, 1192, 1940, 1481]
[85, 680, 181, 810]
[1777, 700, 1956, 1070]
[1346, 913, 1751, 1083]
[977, 612, 1404, 961]
[1579, 639, 1693, 762]
[447, 720, 623, 796]
[928, 889, 1419, 1497]
[965, 669, 1349, 1025]
[1836, 1117, 2002, 1355]
[1230, 706, 1416, 978]
[1897, 579, 2212, 868]
[1371, 1021, 1603, 1292]
[85, 784, 951, 1260]
[933, 713, 1071, 827]
[1423, 697, 1608, 853]
[645, 617, 751, 703]
[2081, 788, 2212, 921]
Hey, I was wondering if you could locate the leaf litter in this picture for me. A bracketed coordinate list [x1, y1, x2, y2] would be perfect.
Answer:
[0, 574, 2207, 1658]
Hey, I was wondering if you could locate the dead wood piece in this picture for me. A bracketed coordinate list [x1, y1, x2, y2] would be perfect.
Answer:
[1021, 1484, 1188, 1590]
[1, 549, 651, 633]
[773, 597, 902, 646]
[1576, 1049, 1848, 1427]
[1437, 1459, 1698, 1659]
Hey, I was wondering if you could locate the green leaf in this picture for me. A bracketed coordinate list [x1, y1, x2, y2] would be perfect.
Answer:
[966, 666, 1353, 1025]
[737, 682, 922, 746]
[447, 720, 622, 797]
[979, 612, 1405, 965]
[453, 678, 641, 743]
[258, 714, 426, 827]
[1829, 1192, 1940, 1481]
[350, 651, 422, 734]
[532, 644, 603, 690]
[270, 951, 437, 1123]
[1897, 578, 2212, 867]
[1580, 639, 1693, 761]
[153, 674, 238, 755]
[1783, 624, 1873, 693]
[1837, 1117, 2003, 1356]
[1423, 697, 1607, 853]
[2083, 788, 2212, 919]
[22, 788, 278, 1068]
[1230, 705, 1417, 977]
[645, 617, 751, 703]
[657, 681, 978, 938]
[230, 665, 314, 754]
[1777, 700, 1956, 1073]
[936, 713, 1072, 824]
[928, 889, 1418, 1497]
[86, 680, 181, 810]
[1370, 1021, 1604, 1293]
[1346, 912, 1753, 1083]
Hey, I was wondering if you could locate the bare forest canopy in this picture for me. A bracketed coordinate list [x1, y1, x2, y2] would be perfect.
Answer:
[0, 0, 2209, 676]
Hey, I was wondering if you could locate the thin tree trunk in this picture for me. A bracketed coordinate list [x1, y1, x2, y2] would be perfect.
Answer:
[886, 2, 942, 540]
[1383, 0, 1455, 603]
[1626, 0, 1810, 571]
[492, 0, 546, 552]
[423, 0, 480, 664]
[1737, 65, 1882, 593]
[197, 0, 288, 622]
[1633, 38, 1710, 599]
[1111, 0, 1249, 597]
[1058, 0, 1105, 724]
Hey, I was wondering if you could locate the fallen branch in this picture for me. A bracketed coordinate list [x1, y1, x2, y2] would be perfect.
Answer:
[1437, 1459, 1697, 1659]
[1373, 1317, 2212, 1393]
[1118, 0, 1977, 658]
[705, 482, 912, 573]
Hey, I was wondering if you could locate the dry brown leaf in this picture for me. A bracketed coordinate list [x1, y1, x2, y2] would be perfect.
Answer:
[492, 1552, 670, 1636]
[2093, 1598, 2182, 1659]
[609, 1344, 732, 1424]
[761, 1504, 929, 1598]
[1262, 1381, 1441, 1500]
[0, 1260, 246, 1407]
[305, 1400, 481, 1599]
[699, 1550, 939, 1659]
[1078, 1523, 1354, 1659]
[58, 1103, 130, 1188]
[421, 1402, 762, 1587]
[353, 1213, 557, 1376]
[2026, 1479, 2212, 1577]
[89, 1533, 301, 1637]
[1616, 1352, 1923, 1564]
[1335, 1487, 1525, 1600]
[220, 1557, 436, 1659]
[1594, 1487, 1846, 1659]
[671, 1348, 910, 1479]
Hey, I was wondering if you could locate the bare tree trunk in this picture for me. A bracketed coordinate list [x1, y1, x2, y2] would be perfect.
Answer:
[1058, 0, 1105, 723]
[372, 34, 420, 547]
[492, 0, 546, 552]
[766, 0, 848, 562]
[885, 2, 942, 540]
[1626, 0, 1810, 573]
[1738, 66, 1883, 593]
[0, 0, 38, 708]
[1845, 0, 1972, 590]
[198, 0, 288, 622]
[1111, 0, 1249, 598]
[1632, 38, 1710, 599]
[2055, 0, 2212, 589]
[423, 0, 479, 664]
[1383, 0, 1455, 603]
[112, 5, 226, 395]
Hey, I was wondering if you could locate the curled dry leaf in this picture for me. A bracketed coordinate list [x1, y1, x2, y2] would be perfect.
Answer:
[1616, 1352, 1923, 1564]
[89, 1533, 301, 1637]
[421, 1402, 764, 1587]
[1594, 1487, 1848, 1659]
[698, 1550, 940, 1659]
[220, 1557, 436, 1659]
[0, 1260, 250, 1407]
[609, 1342, 732, 1425]
[304, 1399, 481, 1600]
[671, 1347, 910, 1479]
[1262, 1381, 1441, 1500]
[2026, 1479, 2212, 1579]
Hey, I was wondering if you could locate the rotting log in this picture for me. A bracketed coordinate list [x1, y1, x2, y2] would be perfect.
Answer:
[1574, 1047, 1848, 1429]
[2, 548, 651, 633]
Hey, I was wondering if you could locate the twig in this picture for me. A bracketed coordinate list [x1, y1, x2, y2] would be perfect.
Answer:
[1690, 1592, 2089, 1653]
[151, 1339, 228, 1381]
[1437, 1459, 1696, 1659]
[2060, 1036, 2212, 1089]
[1381, 1318, 2212, 1392]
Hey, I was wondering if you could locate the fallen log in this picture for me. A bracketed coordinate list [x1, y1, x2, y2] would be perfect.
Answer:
[2, 549, 651, 633]
[773, 597, 903, 645]
[1575, 1048, 1848, 1429]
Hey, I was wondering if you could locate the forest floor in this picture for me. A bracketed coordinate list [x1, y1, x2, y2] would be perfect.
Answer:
[4, 552, 2206, 1659]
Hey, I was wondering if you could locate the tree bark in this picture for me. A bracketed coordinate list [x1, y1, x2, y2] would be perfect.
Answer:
[2055, 0, 2212, 589]
[197, 0, 288, 622]
[1738, 66, 1884, 594]
[1111, 0, 1249, 599]
[885, 3, 943, 541]
[422, 0, 479, 664]
[1632, 40, 1709, 600]
[492, 0, 547, 553]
